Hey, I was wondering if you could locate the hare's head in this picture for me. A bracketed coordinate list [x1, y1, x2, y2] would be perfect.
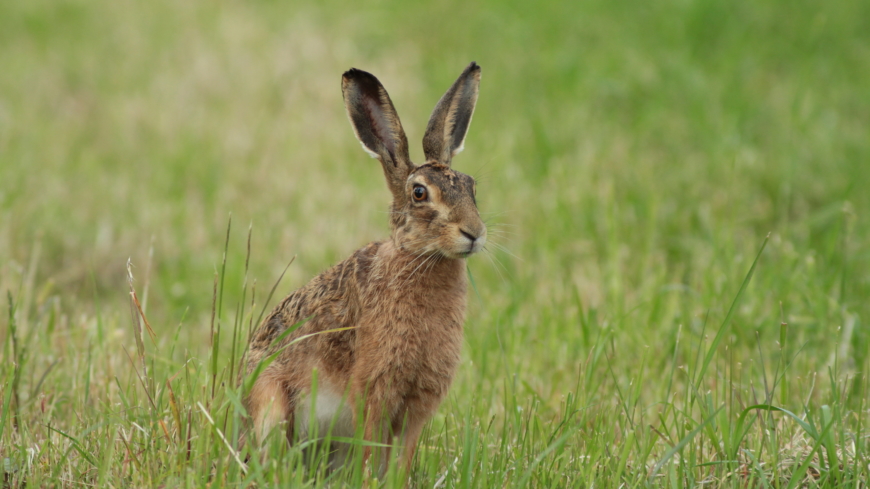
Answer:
[342, 63, 486, 259]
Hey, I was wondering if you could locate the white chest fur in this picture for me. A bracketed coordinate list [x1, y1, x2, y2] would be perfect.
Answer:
[295, 383, 355, 438]
[294, 380, 356, 467]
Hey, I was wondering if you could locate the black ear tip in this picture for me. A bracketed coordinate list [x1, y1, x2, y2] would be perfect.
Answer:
[343, 68, 364, 79]
[343, 67, 380, 83]
[466, 61, 481, 73]
[342, 68, 385, 97]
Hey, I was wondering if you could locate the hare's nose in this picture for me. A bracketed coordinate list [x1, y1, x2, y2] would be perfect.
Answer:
[460, 229, 479, 242]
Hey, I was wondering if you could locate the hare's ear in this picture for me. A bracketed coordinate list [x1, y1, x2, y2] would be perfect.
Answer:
[422, 62, 481, 166]
[342, 68, 413, 200]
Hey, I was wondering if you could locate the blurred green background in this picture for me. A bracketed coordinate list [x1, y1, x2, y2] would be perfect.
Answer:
[1, 0, 869, 484]
[3, 0, 867, 327]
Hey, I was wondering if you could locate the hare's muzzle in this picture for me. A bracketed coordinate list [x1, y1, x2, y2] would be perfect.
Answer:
[459, 227, 486, 256]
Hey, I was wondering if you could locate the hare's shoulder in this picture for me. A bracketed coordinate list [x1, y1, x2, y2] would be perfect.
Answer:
[249, 241, 382, 351]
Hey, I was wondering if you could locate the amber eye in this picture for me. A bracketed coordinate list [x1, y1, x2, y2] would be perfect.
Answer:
[413, 185, 428, 202]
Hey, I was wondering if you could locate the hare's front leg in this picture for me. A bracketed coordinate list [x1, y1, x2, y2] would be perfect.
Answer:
[397, 412, 426, 474]
[355, 381, 398, 477]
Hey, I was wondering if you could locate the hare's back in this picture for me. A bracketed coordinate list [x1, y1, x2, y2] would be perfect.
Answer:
[247, 241, 382, 362]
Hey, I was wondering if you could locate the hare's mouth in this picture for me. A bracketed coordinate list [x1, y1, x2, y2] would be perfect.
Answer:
[445, 234, 485, 259]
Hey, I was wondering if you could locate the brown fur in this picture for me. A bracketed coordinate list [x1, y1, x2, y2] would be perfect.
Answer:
[243, 63, 484, 474]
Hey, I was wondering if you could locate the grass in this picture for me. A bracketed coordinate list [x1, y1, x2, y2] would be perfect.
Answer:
[2, 0, 869, 486]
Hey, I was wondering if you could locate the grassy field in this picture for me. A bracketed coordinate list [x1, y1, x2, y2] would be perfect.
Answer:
[2, 0, 869, 486]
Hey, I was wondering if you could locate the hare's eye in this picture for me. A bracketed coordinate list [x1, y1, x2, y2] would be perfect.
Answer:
[413, 185, 428, 202]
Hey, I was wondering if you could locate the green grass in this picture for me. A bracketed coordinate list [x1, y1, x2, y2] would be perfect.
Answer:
[2, 0, 869, 486]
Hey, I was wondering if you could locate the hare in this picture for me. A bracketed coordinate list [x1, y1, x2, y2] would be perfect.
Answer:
[243, 62, 485, 473]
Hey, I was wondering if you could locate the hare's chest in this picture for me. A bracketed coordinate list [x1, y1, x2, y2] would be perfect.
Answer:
[360, 298, 465, 390]
[356, 252, 468, 390]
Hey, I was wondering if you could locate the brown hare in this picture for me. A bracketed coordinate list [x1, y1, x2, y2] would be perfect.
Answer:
[243, 62, 485, 474]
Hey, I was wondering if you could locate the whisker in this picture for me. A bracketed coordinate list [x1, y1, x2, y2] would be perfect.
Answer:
[384, 210, 440, 225]
[479, 210, 510, 218]
[403, 253, 439, 288]
[483, 221, 518, 230]
[485, 230, 518, 239]
[481, 248, 509, 285]
[423, 252, 442, 276]
[392, 251, 429, 289]
[470, 156, 498, 183]
[485, 241, 522, 262]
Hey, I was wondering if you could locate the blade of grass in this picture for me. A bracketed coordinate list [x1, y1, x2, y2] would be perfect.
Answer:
[695, 234, 769, 389]
[514, 423, 577, 488]
[198, 401, 247, 474]
[652, 405, 724, 477]
[241, 323, 354, 393]
[254, 256, 296, 331]
[47, 425, 99, 468]
[785, 415, 838, 489]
